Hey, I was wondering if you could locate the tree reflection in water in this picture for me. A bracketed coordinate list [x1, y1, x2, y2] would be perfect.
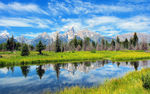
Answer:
[36, 65, 45, 79]
[17, 60, 148, 79]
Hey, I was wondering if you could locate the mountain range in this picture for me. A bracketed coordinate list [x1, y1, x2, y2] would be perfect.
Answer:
[0, 27, 149, 45]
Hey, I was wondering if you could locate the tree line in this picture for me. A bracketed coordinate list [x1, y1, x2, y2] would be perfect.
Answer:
[0, 32, 149, 56]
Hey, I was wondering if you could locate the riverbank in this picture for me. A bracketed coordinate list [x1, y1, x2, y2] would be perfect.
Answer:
[48, 68, 150, 94]
[0, 50, 150, 66]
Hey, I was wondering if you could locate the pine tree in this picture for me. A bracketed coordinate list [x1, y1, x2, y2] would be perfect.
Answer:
[116, 36, 120, 44]
[101, 38, 105, 50]
[133, 32, 138, 47]
[105, 40, 109, 50]
[116, 36, 121, 50]
[6, 38, 11, 51]
[15, 42, 21, 51]
[78, 39, 83, 48]
[83, 37, 90, 51]
[74, 35, 78, 48]
[92, 41, 96, 48]
[111, 39, 116, 50]
[9, 35, 16, 52]
[55, 34, 61, 52]
[36, 41, 45, 54]
[6, 36, 16, 52]
[124, 38, 129, 49]
[21, 44, 30, 56]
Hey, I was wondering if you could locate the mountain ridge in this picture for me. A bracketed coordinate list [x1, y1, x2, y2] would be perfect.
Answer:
[1, 28, 149, 46]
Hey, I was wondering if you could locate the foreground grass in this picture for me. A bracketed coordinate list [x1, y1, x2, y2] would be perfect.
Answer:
[0, 50, 150, 66]
[47, 68, 150, 94]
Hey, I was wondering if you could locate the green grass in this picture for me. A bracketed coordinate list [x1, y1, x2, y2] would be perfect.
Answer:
[46, 68, 150, 94]
[0, 50, 150, 66]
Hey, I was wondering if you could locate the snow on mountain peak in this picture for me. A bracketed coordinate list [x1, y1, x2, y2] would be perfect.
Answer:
[0, 30, 9, 38]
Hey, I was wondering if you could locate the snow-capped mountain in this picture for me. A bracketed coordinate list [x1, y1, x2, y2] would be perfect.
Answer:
[0, 30, 9, 43]
[31, 32, 52, 46]
[16, 36, 30, 44]
[0, 27, 113, 45]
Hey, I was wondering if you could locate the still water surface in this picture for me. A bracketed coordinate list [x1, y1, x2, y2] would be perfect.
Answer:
[0, 60, 150, 94]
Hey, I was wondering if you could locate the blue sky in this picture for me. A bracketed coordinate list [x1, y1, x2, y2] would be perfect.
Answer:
[0, 0, 150, 38]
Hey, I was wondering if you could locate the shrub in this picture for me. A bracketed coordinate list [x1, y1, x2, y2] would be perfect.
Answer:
[91, 49, 96, 53]
[142, 73, 150, 89]
[21, 44, 30, 56]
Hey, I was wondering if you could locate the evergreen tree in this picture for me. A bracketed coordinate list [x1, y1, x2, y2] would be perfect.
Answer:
[78, 39, 83, 48]
[111, 39, 116, 50]
[133, 32, 138, 47]
[6, 38, 11, 51]
[105, 40, 109, 50]
[83, 37, 90, 51]
[116, 36, 120, 44]
[74, 35, 78, 48]
[21, 44, 30, 56]
[116, 36, 121, 50]
[36, 41, 45, 54]
[101, 38, 105, 50]
[124, 38, 129, 49]
[15, 42, 21, 51]
[6, 36, 16, 51]
[55, 34, 61, 52]
[9, 35, 16, 52]
[92, 41, 96, 48]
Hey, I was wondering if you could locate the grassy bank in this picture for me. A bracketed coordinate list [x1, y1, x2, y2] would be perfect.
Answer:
[0, 50, 150, 66]
[48, 68, 150, 94]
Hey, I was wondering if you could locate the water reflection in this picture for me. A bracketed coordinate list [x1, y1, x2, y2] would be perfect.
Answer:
[4, 60, 148, 79]
[0, 60, 150, 94]
[36, 65, 45, 79]
[2, 60, 150, 79]
[20, 66, 30, 78]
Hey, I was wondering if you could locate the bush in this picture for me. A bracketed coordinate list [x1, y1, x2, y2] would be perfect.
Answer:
[142, 73, 150, 89]
[21, 44, 30, 56]
[91, 49, 96, 53]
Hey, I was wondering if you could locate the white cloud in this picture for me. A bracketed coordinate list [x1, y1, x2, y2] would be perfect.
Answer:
[57, 15, 150, 36]
[0, 2, 48, 15]
[86, 16, 120, 27]
[23, 32, 42, 38]
[0, 17, 52, 28]
[117, 16, 150, 31]
[0, 18, 31, 27]
[48, 0, 133, 16]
